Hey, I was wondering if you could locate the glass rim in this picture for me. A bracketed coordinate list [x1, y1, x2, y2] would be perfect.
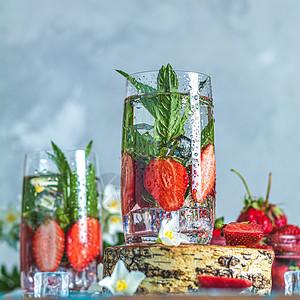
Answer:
[129, 69, 211, 78]
[24, 149, 97, 157]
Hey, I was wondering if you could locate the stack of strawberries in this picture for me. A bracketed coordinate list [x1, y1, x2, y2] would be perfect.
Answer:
[212, 170, 300, 292]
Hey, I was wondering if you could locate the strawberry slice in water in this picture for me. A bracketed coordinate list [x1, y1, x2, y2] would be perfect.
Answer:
[198, 275, 253, 289]
[32, 219, 65, 272]
[191, 143, 216, 203]
[143, 157, 188, 212]
[66, 217, 101, 272]
[121, 152, 135, 215]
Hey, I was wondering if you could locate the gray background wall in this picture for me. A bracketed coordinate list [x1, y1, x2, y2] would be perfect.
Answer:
[1, 0, 300, 267]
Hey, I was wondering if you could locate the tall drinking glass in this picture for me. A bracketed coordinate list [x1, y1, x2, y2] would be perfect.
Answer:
[20, 149, 102, 293]
[121, 66, 216, 244]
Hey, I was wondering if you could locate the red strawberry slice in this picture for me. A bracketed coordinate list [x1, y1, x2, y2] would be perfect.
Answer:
[197, 275, 253, 289]
[66, 217, 101, 272]
[191, 143, 216, 203]
[20, 221, 34, 272]
[223, 222, 264, 248]
[32, 219, 65, 272]
[121, 152, 135, 215]
[143, 157, 188, 212]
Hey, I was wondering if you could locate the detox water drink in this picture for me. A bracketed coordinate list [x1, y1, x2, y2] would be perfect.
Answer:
[119, 65, 216, 245]
[20, 145, 101, 293]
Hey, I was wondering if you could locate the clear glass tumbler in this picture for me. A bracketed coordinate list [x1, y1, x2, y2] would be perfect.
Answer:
[121, 65, 216, 244]
[20, 149, 102, 293]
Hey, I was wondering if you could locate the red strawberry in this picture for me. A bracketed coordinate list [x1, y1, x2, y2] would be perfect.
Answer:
[20, 221, 34, 272]
[268, 225, 300, 254]
[197, 275, 253, 289]
[144, 157, 188, 212]
[238, 207, 273, 234]
[191, 143, 216, 203]
[272, 260, 299, 291]
[223, 222, 264, 248]
[66, 217, 101, 272]
[213, 228, 222, 237]
[135, 160, 156, 209]
[32, 219, 65, 272]
[210, 216, 226, 246]
[233, 170, 287, 234]
[121, 152, 135, 215]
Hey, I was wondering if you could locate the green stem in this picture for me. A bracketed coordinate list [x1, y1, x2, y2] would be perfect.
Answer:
[265, 172, 272, 204]
[231, 169, 253, 202]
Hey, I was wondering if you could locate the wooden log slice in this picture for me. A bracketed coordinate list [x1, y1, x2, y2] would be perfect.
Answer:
[103, 244, 274, 295]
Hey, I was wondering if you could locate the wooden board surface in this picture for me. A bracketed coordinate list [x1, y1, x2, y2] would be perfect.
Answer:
[103, 244, 274, 296]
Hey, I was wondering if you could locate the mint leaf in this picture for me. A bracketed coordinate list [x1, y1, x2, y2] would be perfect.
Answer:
[157, 63, 179, 92]
[116, 69, 157, 94]
[124, 126, 159, 161]
[86, 163, 98, 218]
[85, 140, 93, 159]
[116, 69, 158, 118]
[201, 118, 214, 148]
[122, 99, 134, 152]
[154, 64, 191, 149]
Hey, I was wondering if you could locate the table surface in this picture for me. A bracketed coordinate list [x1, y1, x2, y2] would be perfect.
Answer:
[1, 289, 300, 299]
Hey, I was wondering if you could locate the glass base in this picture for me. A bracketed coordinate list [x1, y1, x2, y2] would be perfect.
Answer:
[21, 260, 97, 293]
[123, 207, 214, 245]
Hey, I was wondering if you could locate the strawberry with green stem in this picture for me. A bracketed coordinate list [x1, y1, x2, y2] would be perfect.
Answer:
[232, 169, 287, 234]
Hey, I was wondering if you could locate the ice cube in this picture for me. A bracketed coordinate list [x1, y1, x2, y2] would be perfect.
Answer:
[34, 272, 69, 298]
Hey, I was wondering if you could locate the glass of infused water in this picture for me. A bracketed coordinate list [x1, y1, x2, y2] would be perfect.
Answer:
[20, 142, 102, 294]
[119, 64, 216, 245]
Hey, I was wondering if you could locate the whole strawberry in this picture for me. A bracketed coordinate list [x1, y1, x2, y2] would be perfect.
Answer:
[232, 170, 287, 234]
[210, 216, 226, 246]
[223, 222, 264, 248]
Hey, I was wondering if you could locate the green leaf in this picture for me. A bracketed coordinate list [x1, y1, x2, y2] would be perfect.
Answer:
[0, 265, 20, 292]
[116, 69, 157, 94]
[85, 140, 93, 159]
[201, 118, 214, 148]
[122, 99, 134, 152]
[116, 69, 158, 118]
[86, 163, 99, 218]
[214, 216, 224, 229]
[157, 63, 179, 93]
[154, 64, 191, 149]
[53, 206, 70, 231]
[199, 74, 211, 92]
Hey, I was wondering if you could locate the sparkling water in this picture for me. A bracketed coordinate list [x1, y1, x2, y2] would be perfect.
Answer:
[121, 92, 216, 244]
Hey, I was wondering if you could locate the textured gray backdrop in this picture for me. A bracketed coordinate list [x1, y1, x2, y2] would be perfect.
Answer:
[1, 0, 300, 266]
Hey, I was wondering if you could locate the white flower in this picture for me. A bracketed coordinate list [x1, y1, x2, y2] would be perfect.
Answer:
[99, 260, 146, 296]
[103, 214, 123, 245]
[102, 184, 121, 214]
[0, 203, 20, 235]
[87, 263, 104, 293]
[158, 217, 190, 246]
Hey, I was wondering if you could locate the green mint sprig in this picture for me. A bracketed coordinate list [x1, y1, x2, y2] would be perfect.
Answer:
[48, 141, 98, 228]
[154, 64, 192, 150]
[118, 64, 212, 159]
